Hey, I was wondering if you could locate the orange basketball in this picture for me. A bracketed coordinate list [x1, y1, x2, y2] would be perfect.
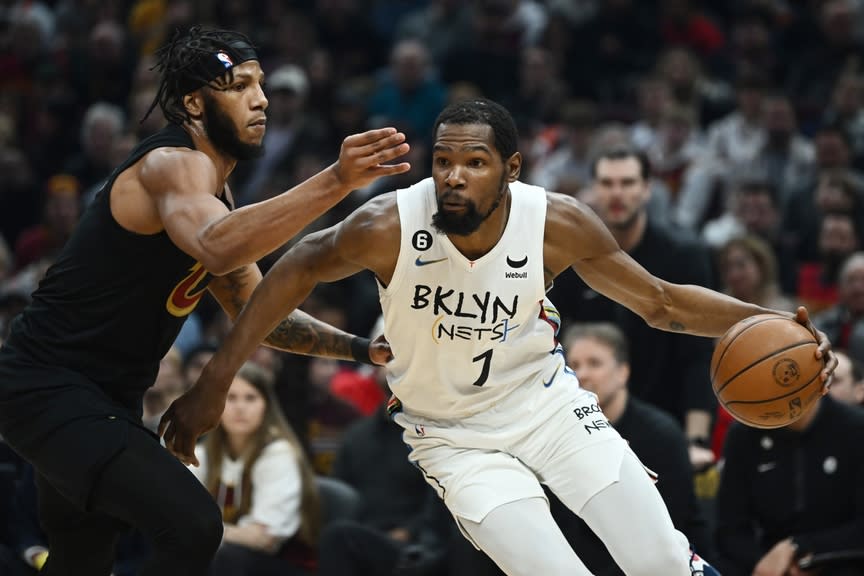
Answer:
[711, 314, 824, 429]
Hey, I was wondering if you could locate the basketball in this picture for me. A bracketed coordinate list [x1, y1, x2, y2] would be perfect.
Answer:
[711, 314, 824, 429]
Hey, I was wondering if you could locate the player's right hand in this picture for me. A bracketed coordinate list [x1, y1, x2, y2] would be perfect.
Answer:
[331, 127, 411, 191]
[794, 306, 837, 394]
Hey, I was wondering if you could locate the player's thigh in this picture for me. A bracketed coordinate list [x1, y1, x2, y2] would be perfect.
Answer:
[401, 435, 546, 526]
[459, 497, 592, 576]
[577, 449, 690, 576]
[88, 424, 221, 540]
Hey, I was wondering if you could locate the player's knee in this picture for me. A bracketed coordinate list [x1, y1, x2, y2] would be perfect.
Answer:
[620, 540, 689, 576]
[155, 496, 223, 561]
[185, 497, 224, 556]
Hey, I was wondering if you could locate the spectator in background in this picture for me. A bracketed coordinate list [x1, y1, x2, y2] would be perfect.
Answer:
[548, 146, 718, 468]
[645, 103, 704, 215]
[554, 322, 712, 574]
[528, 100, 598, 196]
[703, 75, 766, 166]
[62, 101, 125, 195]
[655, 47, 732, 127]
[828, 349, 864, 407]
[814, 252, 864, 365]
[783, 164, 864, 267]
[630, 76, 673, 153]
[757, 92, 816, 207]
[822, 73, 864, 169]
[796, 211, 860, 314]
[190, 362, 320, 576]
[715, 393, 864, 576]
[701, 177, 785, 270]
[79, 20, 135, 107]
[13, 174, 81, 271]
[715, 236, 796, 313]
[507, 46, 568, 130]
[686, 72, 771, 225]
[368, 39, 448, 142]
[394, 0, 475, 66]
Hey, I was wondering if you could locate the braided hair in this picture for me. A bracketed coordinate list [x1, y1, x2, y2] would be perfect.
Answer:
[144, 26, 258, 125]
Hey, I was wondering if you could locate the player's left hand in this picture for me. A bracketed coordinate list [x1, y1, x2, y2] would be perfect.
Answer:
[370, 334, 394, 366]
[158, 376, 228, 466]
[794, 306, 837, 394]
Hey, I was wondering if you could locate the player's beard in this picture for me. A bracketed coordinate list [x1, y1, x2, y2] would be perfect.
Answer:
[202, 93, 264, 161]
[432, 173, 507, 236]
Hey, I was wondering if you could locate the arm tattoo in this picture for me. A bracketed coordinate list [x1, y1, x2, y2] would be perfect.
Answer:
[222, 265, 252, 315]
[669, 321, 686, 332]
[264, 310, 352, 360]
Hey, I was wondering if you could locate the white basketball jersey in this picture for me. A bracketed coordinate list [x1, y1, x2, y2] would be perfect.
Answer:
[379, 178, 567, 419]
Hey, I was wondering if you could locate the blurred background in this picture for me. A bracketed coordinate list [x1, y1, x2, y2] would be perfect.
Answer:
[1, 1, 864, 575]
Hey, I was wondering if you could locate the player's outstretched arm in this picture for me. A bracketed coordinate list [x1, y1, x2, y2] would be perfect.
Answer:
[207, 265, 389, 364]
[144, 128, 409, 275]
[160, 194, 398, 465]
[546, 193, 837, 384]
[547, 193, 784, 336]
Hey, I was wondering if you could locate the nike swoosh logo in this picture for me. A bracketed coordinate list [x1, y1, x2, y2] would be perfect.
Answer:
[757, 462, 776, 473]
[543, 366, 560, 388]
[415, 256, 448, 267]
[506, 255, 528, 268]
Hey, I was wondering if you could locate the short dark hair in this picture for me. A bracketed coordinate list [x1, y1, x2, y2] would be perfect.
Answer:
[432, 98, 518, 159]
[589, 147, 652, 180]
[145, 26, 259, 125]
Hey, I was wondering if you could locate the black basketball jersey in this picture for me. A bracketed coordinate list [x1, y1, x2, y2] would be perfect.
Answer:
[7, 124, 227, 406]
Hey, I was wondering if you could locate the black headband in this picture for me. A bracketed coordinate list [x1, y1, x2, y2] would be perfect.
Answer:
[178, 39, 258, 95]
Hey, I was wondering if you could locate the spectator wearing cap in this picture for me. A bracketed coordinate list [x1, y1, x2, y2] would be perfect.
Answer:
[13, 174, 81, 271]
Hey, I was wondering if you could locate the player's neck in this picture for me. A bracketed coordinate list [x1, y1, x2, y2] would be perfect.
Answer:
[611, 212, 647, 253]
[447, 192, 512, 261]
[183, 123, 238, 180]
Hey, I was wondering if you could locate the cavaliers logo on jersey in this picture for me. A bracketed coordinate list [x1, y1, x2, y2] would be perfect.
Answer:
[166, 262, 209, 317]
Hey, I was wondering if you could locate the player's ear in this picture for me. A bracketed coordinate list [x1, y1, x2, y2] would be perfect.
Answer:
[183, 91, 205, 119]
[506, 152, 522, 182]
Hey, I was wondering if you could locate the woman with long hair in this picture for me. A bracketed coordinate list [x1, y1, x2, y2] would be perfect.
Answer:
[190, 361, 321, 576]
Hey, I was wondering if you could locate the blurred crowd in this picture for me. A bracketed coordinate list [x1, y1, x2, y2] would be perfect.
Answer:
[1, 0, 864, 575]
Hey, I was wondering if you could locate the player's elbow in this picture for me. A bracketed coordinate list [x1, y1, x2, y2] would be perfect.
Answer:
[641, 280, 675, 329]
[197, 251, 244, 277]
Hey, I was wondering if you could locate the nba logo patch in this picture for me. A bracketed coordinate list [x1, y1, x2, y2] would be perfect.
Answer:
[216, 51, 234, 69]
[414, 424, 426, 437]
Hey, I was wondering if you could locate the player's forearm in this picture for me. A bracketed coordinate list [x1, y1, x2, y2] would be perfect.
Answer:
[651, 282, 780, 337]
[207, 254, 317, 383]
[264, 309, 354, 360]
[197, 165, 350, 274]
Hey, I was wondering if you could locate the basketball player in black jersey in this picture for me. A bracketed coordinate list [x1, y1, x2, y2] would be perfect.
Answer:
[0, 27, 409, 576]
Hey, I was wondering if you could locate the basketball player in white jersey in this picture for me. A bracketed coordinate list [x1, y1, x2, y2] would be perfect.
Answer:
[165, 99, 837, 575]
